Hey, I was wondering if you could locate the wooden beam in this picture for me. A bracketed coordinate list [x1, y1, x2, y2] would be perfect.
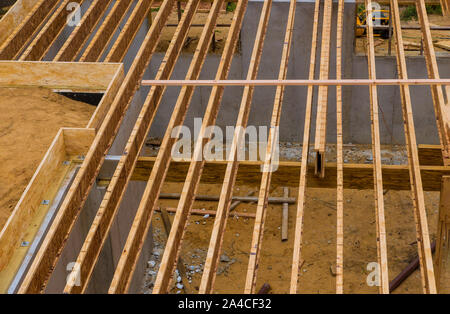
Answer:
[97, 157, 450, 191]
[0, 0, 59, 60]
[245, 0, 296, 294]
[391, 0, 437, 294]
[79, 0, 134, 62]
[142, 78, 450, 87]
[313, 0, 333, 178]
[290, 0, 320, 295]
[64, 0, 200, 294]
[435, 176, 450, 293]
[151, 0, 248, 294]
[54, 0, 113, 62]
[107, 0, 226, 294]
[365, 0, 389, 294]
[18, 0, 174, 294]
[199, 0, 273, 294]
[416, 0, 450, 164]
[335, 0, 344, 295]
[19, 0, 85, 61]
[105, 0, 153, 63]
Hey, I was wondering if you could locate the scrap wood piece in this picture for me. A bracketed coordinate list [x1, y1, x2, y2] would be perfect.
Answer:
[156, 207, 256, 218]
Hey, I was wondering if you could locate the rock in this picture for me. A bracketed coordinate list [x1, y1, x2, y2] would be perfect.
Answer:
[148, 260, 156, 267]
[188, 265, 196, 271]
[330, 262, 337, 276]
[220, 254, 231, 263]
[177, 276, 182, 283]
[203, 214, 210, 219]
[176, 283, 184, 289]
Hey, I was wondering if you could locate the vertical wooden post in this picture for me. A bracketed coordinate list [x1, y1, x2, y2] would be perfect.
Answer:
[435, 176, 450, 293]
[281, 187, 289, 241]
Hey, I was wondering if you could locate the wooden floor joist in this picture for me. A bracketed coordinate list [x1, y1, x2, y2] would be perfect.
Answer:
[151, 0, 249, 294]
[289, 0, 320, 295]
[391, 0, 436, 293]
[79, 0, 134, 62]
[1, 0, 449, 295]
[0, 0, 59, 60]
[199, 0, 273, 294]
[18, 0, 174, 293]
[416, 0, 450, 163]
[107, 0, 227, 294]
[335, 0, 344, 295]
[365, 0, 389, 294]
[104, 0, 153, 63]
[54, 0, 113, 62]
[245, 0, 296, 294]
[313, 0, 333, 178]
[64, 0, 200, 294]
[19, 0, 86, 61]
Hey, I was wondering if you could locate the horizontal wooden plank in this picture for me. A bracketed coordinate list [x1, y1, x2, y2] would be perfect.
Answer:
[95, 157, 450, 191]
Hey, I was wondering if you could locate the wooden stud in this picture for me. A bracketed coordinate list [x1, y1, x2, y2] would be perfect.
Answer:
[245, 0, 296, 294]
[199, 0, 273, 294]
[107, 0, 227, 294]
[281, 187, 289, 241]
[289, 0, 320, 294]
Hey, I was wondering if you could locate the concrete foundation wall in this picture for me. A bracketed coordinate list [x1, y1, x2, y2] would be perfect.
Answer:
[148, 0, 450, 145]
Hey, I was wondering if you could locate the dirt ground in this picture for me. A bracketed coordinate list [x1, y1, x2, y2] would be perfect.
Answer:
[142, 144, 440, 294]
[356, 14, 450, 55]
[0, 87, 94, 230]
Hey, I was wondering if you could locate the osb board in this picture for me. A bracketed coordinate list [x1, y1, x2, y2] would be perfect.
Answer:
[0, 88, 97, 280]
[0, 61, 123, 92]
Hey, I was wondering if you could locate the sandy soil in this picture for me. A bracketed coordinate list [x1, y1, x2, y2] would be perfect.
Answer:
[356, 14, 450, 56]
[0, 87, 94, 230]
[142, 143, 440, 294]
